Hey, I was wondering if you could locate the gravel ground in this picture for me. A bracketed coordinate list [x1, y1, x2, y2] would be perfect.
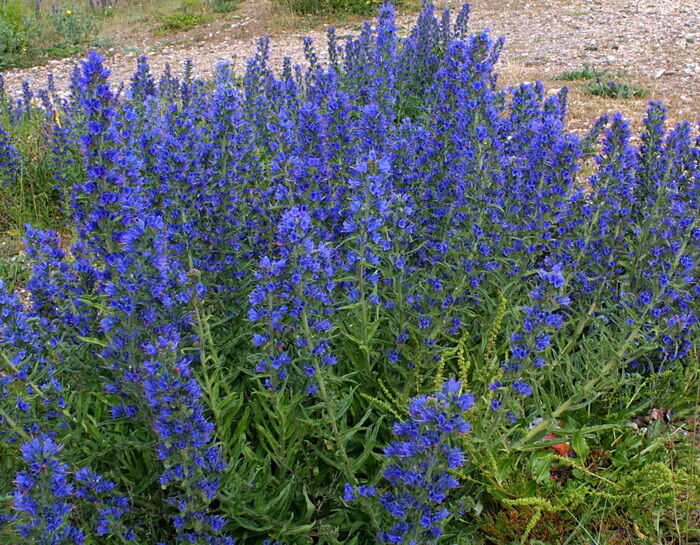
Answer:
[1, 0, 699, 127]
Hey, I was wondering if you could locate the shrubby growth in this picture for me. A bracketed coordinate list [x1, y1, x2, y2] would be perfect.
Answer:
[275, 0, 389, 16]
[0, 0, 237, 70]
[0, 0, 103, 68]
[0, 3, 698, 544]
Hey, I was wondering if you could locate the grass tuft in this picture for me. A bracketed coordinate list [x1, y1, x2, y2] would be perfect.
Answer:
[156, 11, 208, 32]
[585, 79, 648, 99]
[552, 64, 608, 81]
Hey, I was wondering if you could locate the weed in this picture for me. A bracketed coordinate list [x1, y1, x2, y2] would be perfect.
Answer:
[0, 0, 31, 68]
[212, 0, 239, 13]
[48, 4, 101, 46]
[90, 36, 115, 48]
[155, 0, 209, 33]
[585, 78, 648, 99]
[0, 109, 70, 231]
[0, 0, 102, 68]
[275, 0, 330, 14]
[156, 11, 207, 32]
[552, 64, 608, 81]
[0, 241, 30, 286]
[275, 0, 399, 15]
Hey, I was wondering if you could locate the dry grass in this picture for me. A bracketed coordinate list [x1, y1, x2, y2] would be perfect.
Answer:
[497, 63, 699, 135]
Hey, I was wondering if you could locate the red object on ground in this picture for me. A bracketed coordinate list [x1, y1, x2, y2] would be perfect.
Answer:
[546, 433, 572, 457]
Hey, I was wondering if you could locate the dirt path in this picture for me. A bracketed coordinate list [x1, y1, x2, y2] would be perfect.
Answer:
[2, 0, 699, 128]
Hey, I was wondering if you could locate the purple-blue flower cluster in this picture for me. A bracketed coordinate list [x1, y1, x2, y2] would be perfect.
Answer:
[0, 122, 21, 185]
[346, 379, 473, 544]
[13, 435, 85, 545]
[0, 1, 697, 542]
[0, 278, 136, 543]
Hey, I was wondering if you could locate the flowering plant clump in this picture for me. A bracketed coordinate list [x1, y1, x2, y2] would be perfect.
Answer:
[0, 122, 21, 185]
[13, 435, 86, 544]
[346, 379, 474, 544]
[0, 2, 698, 544]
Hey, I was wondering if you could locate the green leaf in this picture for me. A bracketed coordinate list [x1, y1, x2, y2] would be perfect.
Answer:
[495, 455, 513, 484]
[76, 335, 108, 347]
[531, 456, 551, 482]
[571, 432, 589, 460]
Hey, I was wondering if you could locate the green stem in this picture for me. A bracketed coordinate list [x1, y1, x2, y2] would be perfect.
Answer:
[514, 228, 694, 448]
[0, 403, 31, 442]
[184, 237, 220, 425]
[297, 281, 355, 484]
[1, 351, 86, 432]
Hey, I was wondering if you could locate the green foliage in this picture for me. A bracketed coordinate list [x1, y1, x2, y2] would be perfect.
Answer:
[0, 0, 31, 68]
[0, 111, 69, 232]
[90, 35, 115, 48]
[43, 42, 82, 57]
[156, 0, 208, 32]
[48, 3, 101, 46]
[0, 237, 30, 286]
[180, 262, 698, 544]
[328, 0, 387, 15]
[552, 66, 648, 102]
[191, 306, 386, 544]
[0, 0, 103, 68]
[156, 11, 205, 32]
[585, 79, 648, 99]
[452, 327, 700, 545]
[274, 0, 328, 15]
[0, 0, 23, 27]
[0, 17, 29, 67]
[552, 65, 608, 81]
[211, 0, 239, 14]
[275, 0, 392, 16]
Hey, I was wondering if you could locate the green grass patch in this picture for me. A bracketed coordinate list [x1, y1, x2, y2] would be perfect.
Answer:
[0, 237, 31, 287]
[0, 0, 102, 69]
[275, 0, 401, 16]
[42, 43, 82, 58]
[552, 64, 608, 81]
[156, 11, 207, 32]
[0, 107, 74, 232]
[585, 79, 648, 99]
[211, 0, 239, 13]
